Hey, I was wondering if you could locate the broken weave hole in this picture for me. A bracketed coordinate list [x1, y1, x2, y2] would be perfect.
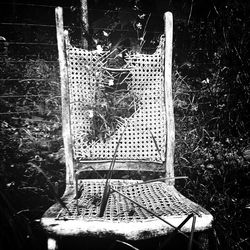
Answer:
[86, 68, 141, 143]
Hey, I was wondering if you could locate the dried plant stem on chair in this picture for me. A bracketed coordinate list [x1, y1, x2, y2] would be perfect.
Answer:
[111, 187, 200, 247]
[75, 172, 80, 215]
[157, 213, 197, 250]
[98, 124, 128, 217]
[149, 129, 163, 161]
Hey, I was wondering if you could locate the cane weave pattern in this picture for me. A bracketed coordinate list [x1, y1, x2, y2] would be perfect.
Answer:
[66, 37, 166, 163]
[56, 179, 210, 222]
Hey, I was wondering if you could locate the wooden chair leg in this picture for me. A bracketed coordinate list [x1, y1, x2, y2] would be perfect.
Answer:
[47, 237, 58, 250]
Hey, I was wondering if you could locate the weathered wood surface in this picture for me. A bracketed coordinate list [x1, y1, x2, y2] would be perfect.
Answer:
[163, 12, 175, 184]
[55, 7, 74, 185]
[41, 181, 213, 240]
[76, 160, 165, 172]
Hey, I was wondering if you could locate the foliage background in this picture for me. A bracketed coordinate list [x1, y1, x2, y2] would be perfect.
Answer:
[0, 0, 249, 249]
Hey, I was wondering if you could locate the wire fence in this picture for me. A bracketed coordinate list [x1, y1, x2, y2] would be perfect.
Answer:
[0, 2, 242, 117]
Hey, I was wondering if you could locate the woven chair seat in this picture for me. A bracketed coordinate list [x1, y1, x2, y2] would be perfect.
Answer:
[41, 179, 213, 240]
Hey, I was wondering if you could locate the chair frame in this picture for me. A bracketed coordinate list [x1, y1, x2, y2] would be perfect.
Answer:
[41, 6, 213, 250]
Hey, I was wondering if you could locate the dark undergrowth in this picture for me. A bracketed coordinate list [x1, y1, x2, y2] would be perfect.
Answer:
[0, 0, 250, 249]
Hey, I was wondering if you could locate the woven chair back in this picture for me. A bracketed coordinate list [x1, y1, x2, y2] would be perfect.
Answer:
[66, 37, 167, 167]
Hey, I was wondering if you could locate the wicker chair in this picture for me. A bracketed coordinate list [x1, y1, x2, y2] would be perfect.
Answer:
[41, 7, 213, 250]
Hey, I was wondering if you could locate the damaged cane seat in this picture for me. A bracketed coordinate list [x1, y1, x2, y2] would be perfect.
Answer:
[42, 179, 212, 240]
[41, 7, 213, 249]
